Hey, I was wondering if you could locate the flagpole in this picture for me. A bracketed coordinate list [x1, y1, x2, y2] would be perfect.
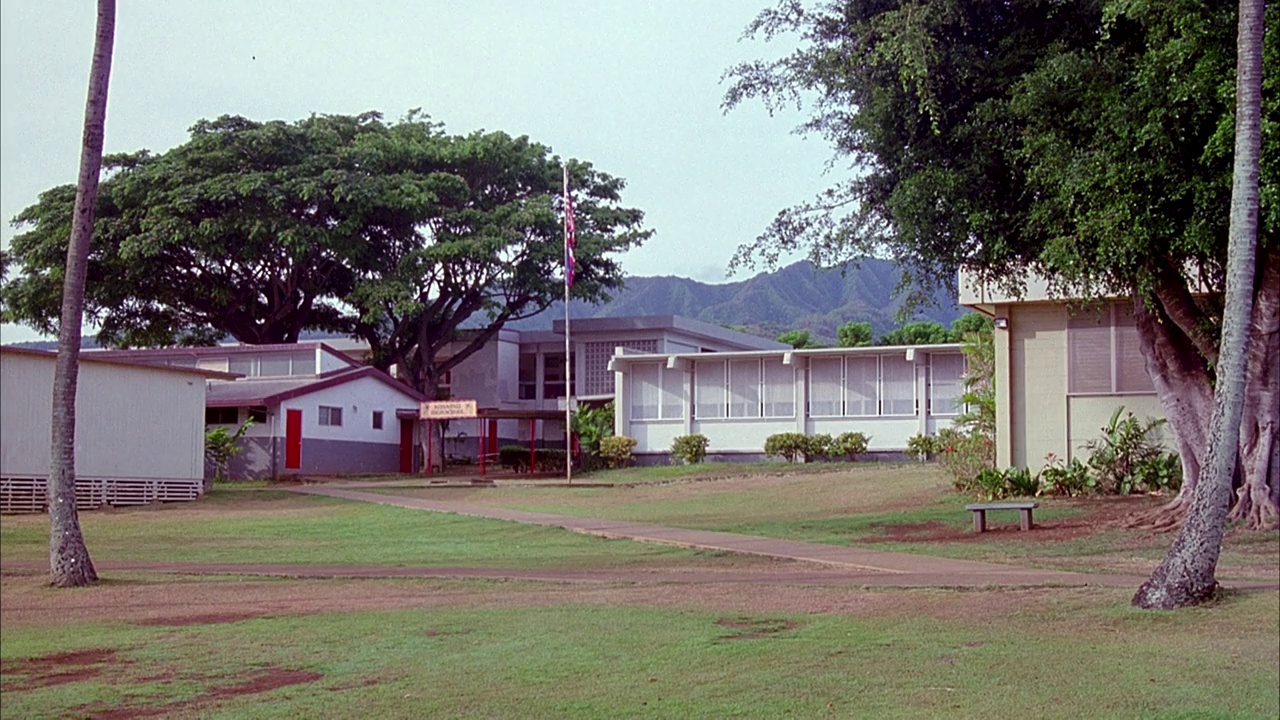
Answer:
[563, 166, 573, 484]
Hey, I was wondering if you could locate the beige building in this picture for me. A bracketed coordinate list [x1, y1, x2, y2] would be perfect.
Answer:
[960, 273, 1165, 472]
[0, 347, 219, 512]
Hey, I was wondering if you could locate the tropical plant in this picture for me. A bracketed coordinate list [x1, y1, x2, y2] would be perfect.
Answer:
[1084, 408, 1173, 495]
[204, 419, 254, 484]
[906, 434, 940, 462]
[670, 434, 710, 465]
[571, 401, 615, 470]
[1037, 453, 1095, 497]
[804, 434, 833, 462]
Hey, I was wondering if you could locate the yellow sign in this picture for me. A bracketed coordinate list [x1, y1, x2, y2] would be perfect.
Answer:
[419, 399, 478, 419]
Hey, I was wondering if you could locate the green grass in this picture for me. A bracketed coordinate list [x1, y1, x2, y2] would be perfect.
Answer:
[2, 583, 1276, 719]
[0, 490, 713, 570]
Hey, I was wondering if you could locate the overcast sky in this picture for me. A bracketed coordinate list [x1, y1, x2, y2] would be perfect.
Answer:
[1, 1, 841, 343]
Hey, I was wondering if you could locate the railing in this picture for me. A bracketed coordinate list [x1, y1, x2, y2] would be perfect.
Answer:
[0, 476, 203, 514]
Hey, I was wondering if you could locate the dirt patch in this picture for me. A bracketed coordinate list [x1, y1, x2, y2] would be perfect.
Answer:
[862, 496, 1167, 545]
[716, 617, 803, 640]
[135, 611, 267, 627]
[73, 666, 323, 720]
[0, 648, 119, 689]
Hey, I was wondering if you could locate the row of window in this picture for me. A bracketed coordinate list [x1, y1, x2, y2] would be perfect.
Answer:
[629, 354, 965, 422]
[205, 406, 385, 430]
[1066, 304, 1156, 394]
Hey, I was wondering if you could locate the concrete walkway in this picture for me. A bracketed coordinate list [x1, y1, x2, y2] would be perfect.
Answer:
[288, 485, 1147, 588]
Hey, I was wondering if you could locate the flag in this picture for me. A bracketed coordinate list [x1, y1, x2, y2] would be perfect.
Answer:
[564, 175, 576, 287]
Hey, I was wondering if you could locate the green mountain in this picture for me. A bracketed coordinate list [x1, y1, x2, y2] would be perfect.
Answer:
[514, 259, 962, 343]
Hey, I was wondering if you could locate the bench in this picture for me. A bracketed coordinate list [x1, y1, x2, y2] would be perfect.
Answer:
[965, 502, 1038, 533]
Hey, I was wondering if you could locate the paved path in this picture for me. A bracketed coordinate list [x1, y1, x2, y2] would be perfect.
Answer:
[287, 485, 1141, 588]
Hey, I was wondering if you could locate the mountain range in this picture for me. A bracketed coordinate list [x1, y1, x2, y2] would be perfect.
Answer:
[512, 259, 962, 343]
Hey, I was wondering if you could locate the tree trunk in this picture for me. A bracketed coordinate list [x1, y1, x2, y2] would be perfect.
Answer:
[1133, 0, 1264, 609]
[1228, 245, 1280, 529]
[49, 0, 115, 588]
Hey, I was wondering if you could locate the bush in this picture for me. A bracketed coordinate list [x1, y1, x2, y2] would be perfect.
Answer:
[670, 434, 710, 464]
[765, 433, 809, 463]
[906, 433, 939, 461]
[936, 428, 995, 492]
[1084, 407, 1176, 494]
[498, 445, 531, 472]
[599, 436, 637, 469]
[831, 432, 871, 461]
[1037, 453, 1095, 497]
[804, 434, 833, 462]
[971, 466, 1039, 500]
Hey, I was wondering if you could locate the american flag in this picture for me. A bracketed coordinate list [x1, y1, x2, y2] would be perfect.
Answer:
[564, 178, 576, 287]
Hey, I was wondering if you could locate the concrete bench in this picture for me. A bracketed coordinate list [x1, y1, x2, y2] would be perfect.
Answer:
[965, 502, 1038, 533]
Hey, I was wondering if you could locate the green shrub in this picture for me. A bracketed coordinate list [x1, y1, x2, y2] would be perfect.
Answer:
[1084, 407, 1174, 494]
[205, 419, 254, 484]
[534, 449, 567, 473]
[571, 401, 615, 470]
[831, 432, 871, 461]
[937, 427, 995, 492]
[804, 434, 833, 462]
[670, 434, 710, 464]
[1037, 453, 1095, 496]
[498, 445, 531, 472]
[764, 433, 809, 463]
[599, 436, 637, 469]
[905, 433, 939, 461]
[1001, 466, 1039, 497]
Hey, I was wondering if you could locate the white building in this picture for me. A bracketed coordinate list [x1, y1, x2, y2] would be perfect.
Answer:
[608, 344, 967, 461]
[0, 347, 218, 512]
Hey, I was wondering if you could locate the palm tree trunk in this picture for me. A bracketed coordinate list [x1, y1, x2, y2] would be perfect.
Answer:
[1133, 0, 1264, 609]
[49, 0, 116, 588]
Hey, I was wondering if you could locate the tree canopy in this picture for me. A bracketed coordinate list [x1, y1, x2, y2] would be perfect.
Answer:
[726, 0, 1277, 530]
[1, 112, 651, 395]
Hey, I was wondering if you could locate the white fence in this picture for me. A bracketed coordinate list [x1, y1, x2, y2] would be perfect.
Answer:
[0, 476, 202, 514]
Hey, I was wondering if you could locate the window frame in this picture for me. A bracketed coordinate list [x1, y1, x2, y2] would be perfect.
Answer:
[319, 405, 344, 427]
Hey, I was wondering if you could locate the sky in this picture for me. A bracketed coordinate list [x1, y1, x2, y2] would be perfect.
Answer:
[0, 1, 840, 344]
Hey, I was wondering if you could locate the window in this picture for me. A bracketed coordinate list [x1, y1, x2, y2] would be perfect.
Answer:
[260, 355, 292, 377]
[518, 355, 538, 400]
[660, 365, 684, 420]
[728, 360, 761, 418]
[929, 354, 965, 416]
[881, 355, 916, 416]
[762, 358, 795, 418]
[372, 411, 384, 430]
[809, 357, 842, 416]
[247, 406, 268, 423]
[694, 360, 726, 419]
[584, 339, 658, 395]
[543, 353, 574, 399]
[319, 405, 343, 426]
[1068, 303, 1155, 394]
[630, 363, 661, 420]
[205, 407, 238, 425]
[844, 356, 878, 416]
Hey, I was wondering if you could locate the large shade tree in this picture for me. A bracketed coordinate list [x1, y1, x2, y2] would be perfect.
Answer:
[724, 0, 1278, 545]
[2, 112, 649, 409]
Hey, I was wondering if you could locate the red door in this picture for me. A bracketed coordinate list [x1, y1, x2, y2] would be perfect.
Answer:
[285, 409, 302, 470]
[399, 419, 415, 473]
[487, 420, 499, 456]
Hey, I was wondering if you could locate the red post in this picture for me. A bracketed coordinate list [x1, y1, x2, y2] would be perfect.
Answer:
[478, 418, 486, 476]
[529, 418, 537, 474]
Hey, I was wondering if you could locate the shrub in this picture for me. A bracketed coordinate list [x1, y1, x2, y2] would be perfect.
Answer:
[831, 432, 871, 461]
[804, 434, 833, 462]
[906, 433, 939, 461]
[670, 434, 710, 464]
[534, 448, 567, 473]
[498, 445, 531, 472]
[571, 401, 615, 470]
[599, 435, 637, 469]
[1037, 453, 1095, 497]
[1084, 407, 1173, 494]
[970, 466, 1039, 500]
[205, 419, 254, 484]
[765, 432, 809, 463]
[936, 428, 995, 492]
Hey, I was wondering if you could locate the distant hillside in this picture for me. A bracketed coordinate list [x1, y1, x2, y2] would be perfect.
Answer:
[511, 259, 962, 342]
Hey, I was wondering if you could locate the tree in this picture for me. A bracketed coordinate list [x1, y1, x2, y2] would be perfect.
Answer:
[1133, 0, 1266, 609]
[47, 0, 115, 588]
[950, 312, 992, 339]
[725, 0, 1277, 530]
[777, 329, 823, 348]
[876, 321, 952, 346]
[836, 321, 872, 347]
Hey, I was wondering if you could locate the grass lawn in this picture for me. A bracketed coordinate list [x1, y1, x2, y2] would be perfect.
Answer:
[0, 487, 729, 571]
[2, 575, 1276, 719]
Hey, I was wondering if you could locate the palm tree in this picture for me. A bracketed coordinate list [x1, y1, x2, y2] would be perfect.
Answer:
[1133, 0, 1265, 609]
[48, 0, 116, 588]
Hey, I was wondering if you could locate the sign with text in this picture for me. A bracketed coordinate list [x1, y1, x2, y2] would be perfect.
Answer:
[419, 399, 478, 419]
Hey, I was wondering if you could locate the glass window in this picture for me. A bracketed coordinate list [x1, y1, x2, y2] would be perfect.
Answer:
[319, 405, 343, 427]
[762, 358, 795, 418]
[518, 355, 538, 400]
[1068, 310, 1112, 394]
[205, 407, 238, 425]
[630, 363, 661, 420]
[372, 411, 384, 430]
[728, 359, 761, 418]
[1114, 305, 1155, 393]
[809, 357, 842, 417]
[228, 356, 256, 377]
[694, 360, 726, 419]
[844, 356, 878, 416]
[881, 355, 916, 416]
[260, 355, 292, 377]
[247, 406, 268, 424]
[929, 354, 965, 416]
[290, 351, 316, 375]
[660, 365, 684, 420]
